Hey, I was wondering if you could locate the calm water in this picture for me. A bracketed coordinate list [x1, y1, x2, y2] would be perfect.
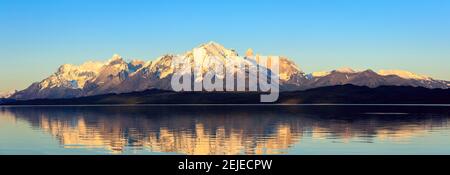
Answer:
[1, 105, 450, 155]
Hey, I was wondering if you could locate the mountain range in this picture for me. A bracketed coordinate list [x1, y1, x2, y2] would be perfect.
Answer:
[6, 41, 450, 100]
[4, 85, 450, 105]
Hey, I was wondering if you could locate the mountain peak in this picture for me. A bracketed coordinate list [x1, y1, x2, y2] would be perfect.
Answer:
[335, 67, 356, 73]
[192, 41, 238, 58]
[0, 90, 15, 98]
[57, 64, 78, 74]
[378, 69, 430, 80]
[107, 54, 127, 67]
[10, 43, 449, 101]
[201, 41, 223, 47]
[108, 54, 123, 62]
[112, 54, 122, 59]
[197, 41, 227, 51]
[246, 48, 254, 57]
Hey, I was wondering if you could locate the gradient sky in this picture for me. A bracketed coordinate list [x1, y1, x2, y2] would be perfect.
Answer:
[1, 0, 450, 92]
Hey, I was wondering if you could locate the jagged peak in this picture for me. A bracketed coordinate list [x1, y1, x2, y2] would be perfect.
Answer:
[278, 57, 303, 73]
[55, 61, 104, 76]
[153, 54, 175, 62]
[107, 54, 125, 64]
[58, 64, 74, 71]
[145, 54, 175, 69]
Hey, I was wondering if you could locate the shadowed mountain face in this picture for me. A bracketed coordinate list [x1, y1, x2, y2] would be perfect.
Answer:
[1, 106, 449, 154]
[4, 85, 450, 105]
[9, 42, 449, 100]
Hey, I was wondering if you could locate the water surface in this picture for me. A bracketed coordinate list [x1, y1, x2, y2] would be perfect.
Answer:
[1, 105, 449, 155]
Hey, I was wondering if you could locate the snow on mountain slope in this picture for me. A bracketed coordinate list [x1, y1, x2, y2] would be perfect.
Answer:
[40, 61, 104, 89]
[307, 71, 330, 78]
[11, 54, 143, 100]
[117, 54, 176, 92]
[82, 54, 144, 96]
[302, 68, 449, 90]
[378, 70, 431, 80]
[10, 58, 108, 99]
[0, 91, 15, 98]
[335, 67, 357, 73]
[306, 68, 358, 80]
[186, 42, 305, 87]
[8, 41, 450, 100]
[117, 42, 305, 92]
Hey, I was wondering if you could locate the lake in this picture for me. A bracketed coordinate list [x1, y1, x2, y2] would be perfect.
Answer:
[1, 105, 450, 155]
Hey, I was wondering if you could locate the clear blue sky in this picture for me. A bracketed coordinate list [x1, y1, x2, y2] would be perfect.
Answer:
[1, 0, 450, 92]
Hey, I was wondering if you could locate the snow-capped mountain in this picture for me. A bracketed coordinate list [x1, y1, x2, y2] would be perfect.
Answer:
[9, 42, 450, 100]
[112, 42, 305, 93]
[82, 55, 144, 96]
[304, 68, 449, 90]
[11, 60, 104, 100]
[11, 54, 143, 99]
[0, 91, 15, 98]
[378, 70, 431, 80]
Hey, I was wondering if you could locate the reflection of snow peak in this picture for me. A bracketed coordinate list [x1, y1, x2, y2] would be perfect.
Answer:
[171, 55, 280, 102]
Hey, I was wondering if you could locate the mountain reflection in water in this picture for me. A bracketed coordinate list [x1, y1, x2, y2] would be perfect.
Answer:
[1, 106, 450, 154]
